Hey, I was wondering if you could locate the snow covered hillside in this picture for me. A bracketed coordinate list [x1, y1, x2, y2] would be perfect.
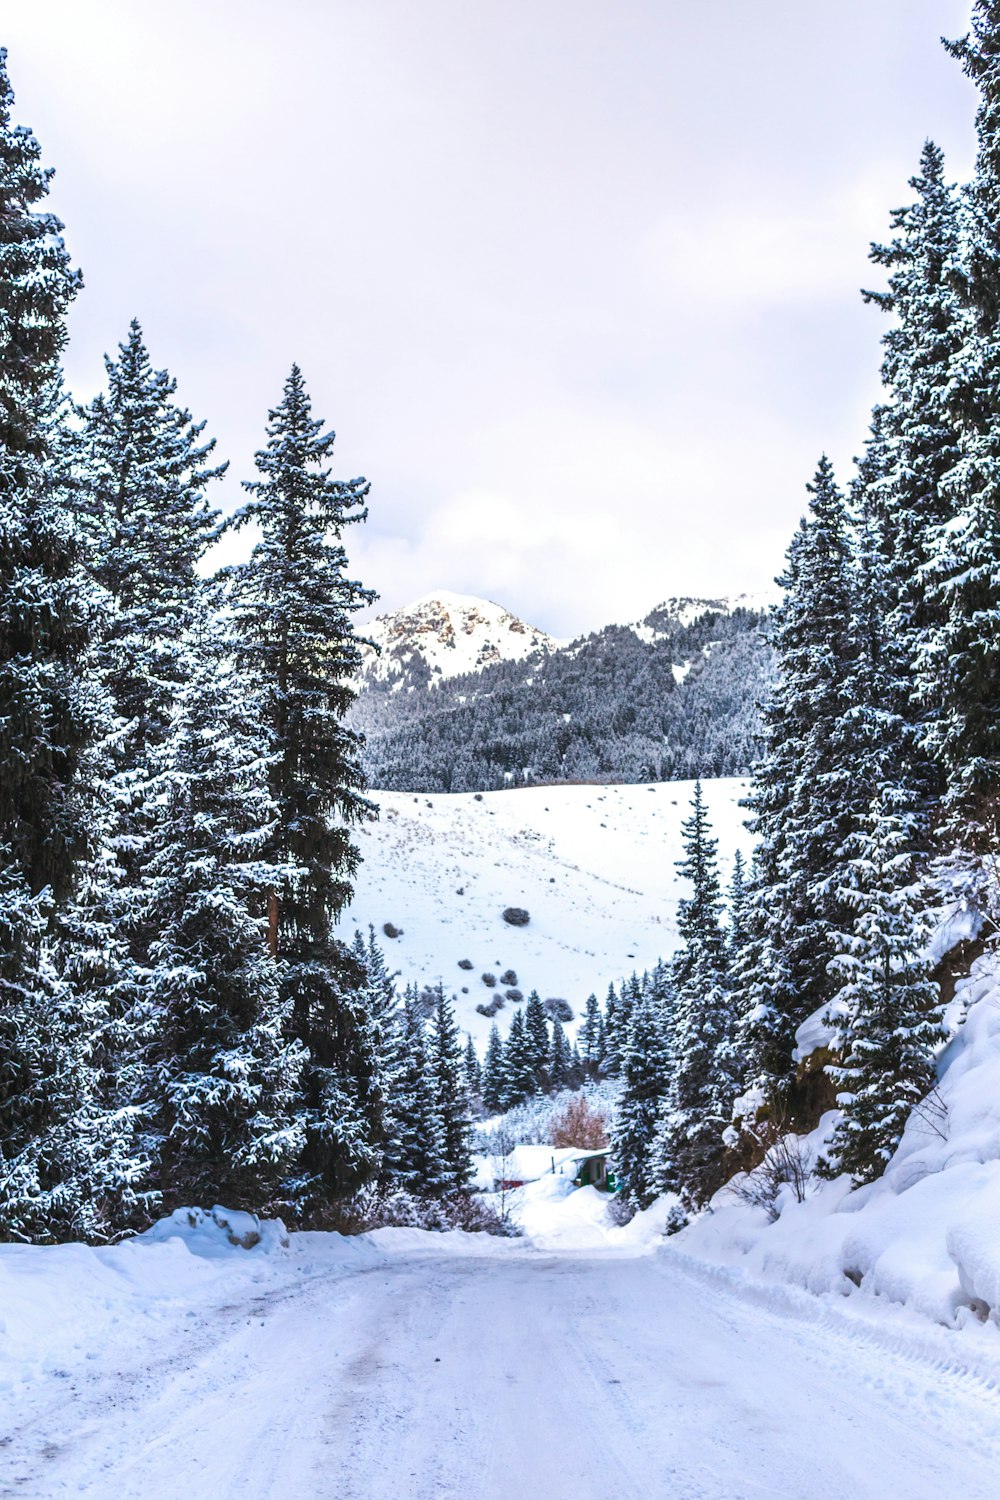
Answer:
[361, 590, 560, 686]
[682, 947, 1000, 1331]
[339, 777, 751, 1042]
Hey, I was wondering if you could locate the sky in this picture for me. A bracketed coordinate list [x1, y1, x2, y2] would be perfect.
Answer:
[6, 0, 980, 636]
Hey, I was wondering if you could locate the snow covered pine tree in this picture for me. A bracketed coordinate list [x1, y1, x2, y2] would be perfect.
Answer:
[229, 366, 383, 1217]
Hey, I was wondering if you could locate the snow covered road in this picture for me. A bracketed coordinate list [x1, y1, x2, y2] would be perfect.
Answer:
[4, 1238, 1000, 1500]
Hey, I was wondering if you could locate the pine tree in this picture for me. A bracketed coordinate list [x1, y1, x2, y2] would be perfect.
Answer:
[463, 1034, 482, 1106]
[524, 991, 550, 1090]
[75, 321, 225, 770]
[500, 1009, 537, 1110]
[139, 618, 305, 1212]
[481, 1024, 505, 1114]
[610, 981, 672, 1211]
[0, 52, 92, 912]
[229, 366, 380, 1209]
[727, 849, 750, 962]
[659, 787, 738, 1206]
[381, 999, 447, 1194]
[549, 1019, 572, 1091]
[916, 12, 1000, 862]
[428, 986, 472, 1191]
[0, 53, 112, 1239]
[579, 993, 606, 1078]
[819, 782, 943, 1184]
[0, 49, 82, 463]
[738, 458, 857, 1111]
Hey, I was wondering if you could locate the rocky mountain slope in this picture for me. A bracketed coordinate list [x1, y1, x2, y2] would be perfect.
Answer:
[352, 591, 774, 793]
[361, 590, 560, 688]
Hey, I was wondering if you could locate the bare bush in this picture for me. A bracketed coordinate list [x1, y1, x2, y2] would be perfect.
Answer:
[503, 907, 530, 926]
[458, 958, 474, 970]
[912, 1085, 950, 1142]
[727, 1127, 810, 1223]
[550, 1095, 609, 1150]
[312, 1186, 519, 1237]
[481, 972, 497, 988]
[382, 922, 402, 939]
[544, 997, 574, 1022]
[500, 969, 518, 986]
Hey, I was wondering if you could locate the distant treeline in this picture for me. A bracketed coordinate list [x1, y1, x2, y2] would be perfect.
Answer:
[351, 608, 774, 792]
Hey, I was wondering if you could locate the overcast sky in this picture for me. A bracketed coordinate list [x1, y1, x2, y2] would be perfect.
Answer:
[6, 1, 979, 635]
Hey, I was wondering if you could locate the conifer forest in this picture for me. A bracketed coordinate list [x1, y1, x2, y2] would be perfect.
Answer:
[5, 7, 1000, 1495]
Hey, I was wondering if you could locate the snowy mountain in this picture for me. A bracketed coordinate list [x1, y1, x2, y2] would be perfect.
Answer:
[352, 590, 773, 793]
[624, 589, 779, 642]
[338, 777, 753, 1044]
[361, 591, 560, 688]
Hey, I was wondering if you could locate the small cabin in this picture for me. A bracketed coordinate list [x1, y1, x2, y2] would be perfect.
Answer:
[570, 1149, 616, 1193]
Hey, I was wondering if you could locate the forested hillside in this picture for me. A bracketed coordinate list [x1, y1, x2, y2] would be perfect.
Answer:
[352, 601, 773, 791]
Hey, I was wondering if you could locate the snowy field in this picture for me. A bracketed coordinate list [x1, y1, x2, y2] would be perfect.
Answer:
[338, 778, 751, 1040]
[4, 1207, 1000, 1498]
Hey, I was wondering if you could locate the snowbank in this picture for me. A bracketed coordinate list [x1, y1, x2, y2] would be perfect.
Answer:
[682, 951, 1000, 1335]
[140, 1205, 290, 1255]
[0, 1206, 357, 1395]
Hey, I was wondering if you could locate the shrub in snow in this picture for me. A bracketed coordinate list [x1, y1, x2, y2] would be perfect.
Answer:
[316, 1185, 517, 1237]
[505, 988, 523, 1004]
[472, 1080, 622, 1153]
[476, 996, 504, 1018]
[501, 969, 518, 986]
[503, 906, 530, 926]
[550, 1094, 609, 1150]
[383, 921, 402, 939]
[726, 1126, 812, 1223]
[458, 958, 474, 970]
[544, 998, 574, 1022]
[481, 972, 497, 987]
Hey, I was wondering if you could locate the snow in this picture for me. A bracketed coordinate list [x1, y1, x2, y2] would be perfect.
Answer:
[683, 949, 1000, 1333]
[5, 1205, 1000, 1496]
[361, 591, 560, 685]
[340, 777, 753, 1041]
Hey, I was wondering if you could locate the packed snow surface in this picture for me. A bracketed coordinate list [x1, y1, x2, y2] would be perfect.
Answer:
[340, 778, 751, 1039]
[5, 1208, 1000, 1498]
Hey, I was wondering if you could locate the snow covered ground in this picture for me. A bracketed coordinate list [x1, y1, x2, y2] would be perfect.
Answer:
[4, 1208, 1000, 1499]
[339, 778, 751, 1041]
[682, 948, 1000, 1335]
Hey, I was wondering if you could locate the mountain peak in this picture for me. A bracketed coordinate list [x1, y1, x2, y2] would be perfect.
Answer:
[363, 591, 559, 686]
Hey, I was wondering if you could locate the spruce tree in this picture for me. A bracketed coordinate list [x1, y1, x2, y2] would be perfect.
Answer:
[381, 999, 447, 1195]
[463, 1034, 482, 1107]
[549, 1019, 572, 1091]
[579, 993, 606, 1078]
[481, 1023, 506, 1114]
[139, 617, 305, 1213]
[0, 53, 113, 1239]
[917, 11, 1000, 862]
[524, 991, 550, 1090]
[229, 365, 380, 1209]
[500, 1009, 536, 1110]
[428, 986, 472, 1191]
[610, 982, 672, 1211]
[819, 782, 942, 1185]
[659, 788, 738, 1206]
[738, 459, 857, 1111]
[75, 320, 225, 769]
